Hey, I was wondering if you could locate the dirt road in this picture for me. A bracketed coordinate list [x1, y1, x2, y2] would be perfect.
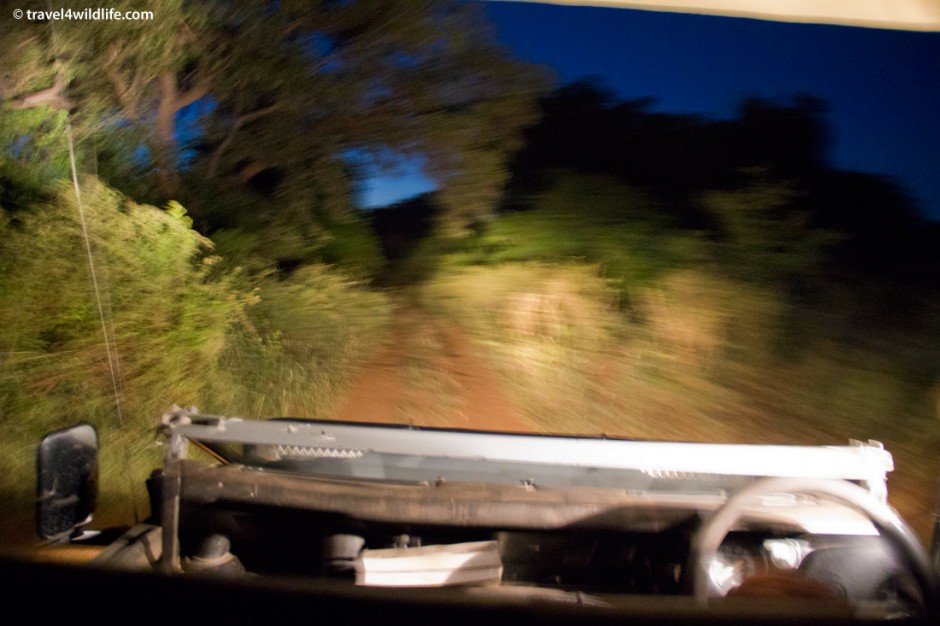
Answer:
[331, 304, 530, 433]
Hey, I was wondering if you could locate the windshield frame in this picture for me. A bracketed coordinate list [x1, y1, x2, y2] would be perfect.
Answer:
[164, 410, 893, 494]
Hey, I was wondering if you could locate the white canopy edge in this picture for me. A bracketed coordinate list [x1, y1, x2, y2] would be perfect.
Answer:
[500, 1, 940, 31]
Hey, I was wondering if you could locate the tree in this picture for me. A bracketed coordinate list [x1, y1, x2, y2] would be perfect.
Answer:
[734, 95, 830, 178]
[1, 0, 545, 241]
[699, 170, 840, 289]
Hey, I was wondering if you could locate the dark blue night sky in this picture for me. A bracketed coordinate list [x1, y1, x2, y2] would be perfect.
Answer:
[360, 2, 940, 220]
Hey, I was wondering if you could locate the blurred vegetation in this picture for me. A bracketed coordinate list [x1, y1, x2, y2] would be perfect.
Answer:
[419, 239, 940, 536]
[0, 108, 70, 207]
[400, 81, 940, 537]
[0, 176, 389, 539]
[0, 0, 544, 543]
[1, 4, 938, 546]
[1, 0, 545, 257]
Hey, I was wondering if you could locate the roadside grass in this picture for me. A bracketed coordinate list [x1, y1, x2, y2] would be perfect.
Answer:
[421, 263, 745, 437]
[398, 322, 464, 428]
[212, 264, 392, 419]
[421, 261, 940, 539]
[0, 274, 390, 547]
[0, 178, 391, 547]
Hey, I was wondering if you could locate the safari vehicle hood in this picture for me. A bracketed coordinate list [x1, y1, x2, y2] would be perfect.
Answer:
[164, 408, 894, 536]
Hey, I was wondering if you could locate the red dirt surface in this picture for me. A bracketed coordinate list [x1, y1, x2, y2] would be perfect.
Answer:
[331, 305, 530, 433]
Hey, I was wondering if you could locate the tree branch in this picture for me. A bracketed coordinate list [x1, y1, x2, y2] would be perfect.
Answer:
[177, 81, 210, 110]
[238, 102, 283, 125]
[102, 44, 141, 122]
[235, 160, 268, 184]
[207, 100, 283, 179]
[10, 74, 73, 110]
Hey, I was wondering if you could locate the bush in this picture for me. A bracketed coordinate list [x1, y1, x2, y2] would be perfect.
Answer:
[0, 177, 391, 542]
[214, 264, 391, 418]
[468, 174, 705, 303]
[0, 178, 256, 532]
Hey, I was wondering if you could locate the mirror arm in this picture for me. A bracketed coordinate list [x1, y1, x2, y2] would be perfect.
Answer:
[158, 431, 186, 573]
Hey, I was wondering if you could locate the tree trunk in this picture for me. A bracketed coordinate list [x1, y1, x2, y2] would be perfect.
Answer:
[153, 71, 209, 200]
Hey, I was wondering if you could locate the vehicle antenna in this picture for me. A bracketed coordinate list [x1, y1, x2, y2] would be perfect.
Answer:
[48, 6, 139, 526]
[65, 124, 129, 434]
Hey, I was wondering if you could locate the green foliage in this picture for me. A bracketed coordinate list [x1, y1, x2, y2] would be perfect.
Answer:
[459, 174, 706, 305]
[318, 217, 386, 281]
[698, 173, 841, 285]
[380, 226, 468, 287]
[418, 165, 940, 537]
[0, 178, 243, 415]
[0, 176, 246, 530]
[2, 1, 545, 231]
[421, 258, 940, 532]
[203, 191, 325, 269]
[0, 107, 71, 210]
[206, 192, 385, 281]
[218, 265, 391, 418]
[0, 177, 391, 541]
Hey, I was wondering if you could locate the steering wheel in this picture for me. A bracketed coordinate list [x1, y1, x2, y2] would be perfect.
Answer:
[688, 477, 937, 609]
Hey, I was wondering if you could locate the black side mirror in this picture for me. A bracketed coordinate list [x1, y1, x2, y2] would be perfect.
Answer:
[36, 424, 99, 541]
